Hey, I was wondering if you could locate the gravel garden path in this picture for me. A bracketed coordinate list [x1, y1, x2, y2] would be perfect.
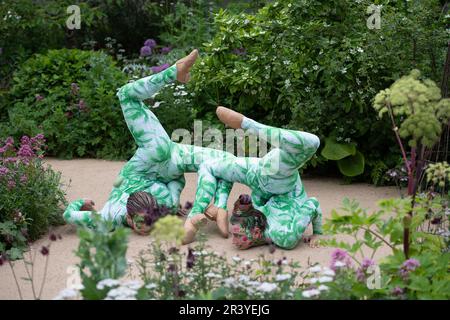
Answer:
[0, 158, 400, 299]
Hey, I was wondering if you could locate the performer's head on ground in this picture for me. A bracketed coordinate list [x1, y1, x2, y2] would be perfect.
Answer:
[126, 191, 170, 235]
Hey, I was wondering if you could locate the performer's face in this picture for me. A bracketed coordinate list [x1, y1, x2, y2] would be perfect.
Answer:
[127, 212, 152, 235]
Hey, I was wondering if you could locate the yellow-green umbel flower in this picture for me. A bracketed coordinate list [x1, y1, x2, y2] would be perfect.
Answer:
[373, 69, 450, 148]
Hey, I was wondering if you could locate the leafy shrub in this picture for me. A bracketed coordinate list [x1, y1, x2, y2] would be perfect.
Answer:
[0, 134, 66, 260]
[0, 0, 102, 88]
[323, 196, 450, 299]
[75, 215, 130, 300]
[191, 0, 448, 181]
[4, 49, 135, 159]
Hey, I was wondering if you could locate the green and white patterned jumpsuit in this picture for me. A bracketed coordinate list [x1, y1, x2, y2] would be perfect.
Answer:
[190, 117, 323, 249]
[63, 64, 233, 228]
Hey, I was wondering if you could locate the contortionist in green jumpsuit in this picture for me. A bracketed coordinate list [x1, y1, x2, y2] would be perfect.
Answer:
[63, 49, 322, 249]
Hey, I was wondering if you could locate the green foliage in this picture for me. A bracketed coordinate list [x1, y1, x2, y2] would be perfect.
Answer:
[75, 215, 130, 300]
[4, 49, 134, 159]
[192, 0, 448, 180]
[373, 69, 450, 148]
[0, 0, 103, 88]
[321, 136, 365, 177]
[322, 195, 450, 299]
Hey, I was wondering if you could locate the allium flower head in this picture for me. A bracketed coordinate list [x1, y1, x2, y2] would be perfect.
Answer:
[144, 39, 157, 48]
[140, 46, 152, 57]
[161, 46, 172, 54]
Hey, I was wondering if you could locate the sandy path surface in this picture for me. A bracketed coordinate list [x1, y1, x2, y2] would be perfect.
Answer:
[0, 158, 400, 299]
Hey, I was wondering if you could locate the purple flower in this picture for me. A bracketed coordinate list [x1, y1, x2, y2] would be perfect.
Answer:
[35, 94, 44, 101]
[144, 39, 157, 48]
[71, 83, 80, 95]
[20, 175, 28, 184]
[151, 63, 170, 73]
[21, 135, 30, 145]
[140, 46, 152, 57]
[17, 144, 34, 158]
[356, 258, 375, 282]
[7, 180, 16, 189]
[330, 248, 353, 270]
[392, 286, 404, 296]
[403, 258, 420, 270]
[0, 166, 9, 176]
[161, 46, 172, 54]
[5, 137, 14, 146]
[399, 258, 420, 280]
[78, 99, 87, 112]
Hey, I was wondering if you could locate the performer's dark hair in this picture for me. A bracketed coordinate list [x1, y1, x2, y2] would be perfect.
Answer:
[126, 191, 170, 226]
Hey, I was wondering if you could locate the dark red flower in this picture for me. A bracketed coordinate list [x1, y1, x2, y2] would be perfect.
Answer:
[49, 234, 57, 241]
[40, 246, 49, 256]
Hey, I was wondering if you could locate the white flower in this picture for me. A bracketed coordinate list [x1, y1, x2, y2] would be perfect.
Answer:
[275, 274, 292, 281]
[318, 285, 329, 291]
[205, 272, 222, 279]
[302, 289, 320, 298]
[145, 283, 157, 289]
[313, 65, 319, 71]
[97, 278, 120, 290]
[122, 280, 143, 290]
[303, 68, 309, 74]
[233, 69, 237, 73]
[283, 60, 291, 65]
[318, 276, 333, 283]
[106, 286, 137, 300]
[308, 277, 319, 284]
[309, 265, 322, 273]
[232, 256, 241, 262]
[257, 282, 278, 293]
[284, 79, 291, 88]
[341, 67, 347, 74]
[239, 275, 250, 282]
[357, 47, 364, 53]
[53, 288, 79, 300]
[223, 277, 236, 287]
[321, 268, 335, 277]
[333, 261, 346, 268]
[244, 260, 252, 266]
[153, 101, 163, 108]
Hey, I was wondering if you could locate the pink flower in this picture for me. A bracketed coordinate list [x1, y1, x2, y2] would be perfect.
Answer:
[20, 175, 28, 184]
[35, 94, 44, 101]
[0, 166, 9, 176]
[17, 144, 34, 158]
[330, 248, 353, 270]
[7, 180, 16, 189]
[399, 258, 420, 280]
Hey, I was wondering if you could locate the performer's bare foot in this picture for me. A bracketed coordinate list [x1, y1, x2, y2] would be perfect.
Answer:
[216, 106, 244, 129]
[176, 49, 199, 83]
[182, 214, 207, 245]
[303, 234, 322, 248]
[204, 205, 229, 238]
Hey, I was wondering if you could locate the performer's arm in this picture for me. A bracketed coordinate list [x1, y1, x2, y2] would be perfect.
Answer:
[63, 199, 96, 228]
[213, 179, 233, 210]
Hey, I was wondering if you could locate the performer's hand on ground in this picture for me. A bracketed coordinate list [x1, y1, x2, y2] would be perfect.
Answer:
[303, 234, 322, 248]
[176, 49, 199, 83]
[182, 214, 207, 245]
[80, 199, 95, 211]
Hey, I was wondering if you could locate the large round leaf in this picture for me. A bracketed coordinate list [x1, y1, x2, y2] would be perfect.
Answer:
[337, 151, 365, 177]
[321, 137, 356, 160]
